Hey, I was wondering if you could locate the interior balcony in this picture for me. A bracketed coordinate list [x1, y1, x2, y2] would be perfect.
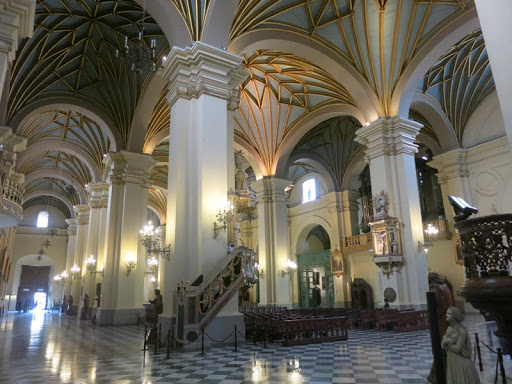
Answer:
[0, 177, 24, 228]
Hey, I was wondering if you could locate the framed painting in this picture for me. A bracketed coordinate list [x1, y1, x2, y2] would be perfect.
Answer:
[330, 248, 344, 277]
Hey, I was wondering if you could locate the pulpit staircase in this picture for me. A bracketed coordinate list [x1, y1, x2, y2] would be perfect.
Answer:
[175, 246, 257, 344]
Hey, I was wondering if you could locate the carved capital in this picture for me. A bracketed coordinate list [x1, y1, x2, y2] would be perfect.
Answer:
[252, 177, 290, 205]
[355, 117, 422, 160]
[74, 204, 90, 225]
[0, 0, 36, 61]
[161, 42, 248, 108]
[103, 151, 155, 187]
[66, 218, 78, 236]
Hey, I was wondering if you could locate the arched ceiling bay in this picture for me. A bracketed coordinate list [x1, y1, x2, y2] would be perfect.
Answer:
[234, 50, 358, 175]
[230, 0, 474, 117]
[8, 0, 169, 147]
[144, 86, 169, 153]
[418, 29, 494, 146]
[148, 186, 167, 224]
[24, 177, 81, 207]
[290, 116, 364, 191]
[287, 162, 316, 185]
[23, 196, 72, 219]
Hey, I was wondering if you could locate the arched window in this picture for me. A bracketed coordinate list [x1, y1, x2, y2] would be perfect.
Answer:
[302, 179, 316, 203]
[36, 210, 49, 228]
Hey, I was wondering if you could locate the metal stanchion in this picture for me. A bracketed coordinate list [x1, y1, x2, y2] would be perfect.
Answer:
[475, 333, 483, 372]
[159, 323, 162, 346]
[497, 348, 507, 384]
[234, 325, 238, 352]
[143, 324, 148, 352]
[166, 329, 171, 359]
[263, 325, 267, 348]
[201, 327, 205, 355]
[426, 292, 445, 384]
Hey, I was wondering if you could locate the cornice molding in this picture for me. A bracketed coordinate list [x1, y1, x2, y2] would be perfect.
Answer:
[161, 41, 248, 110]
[252, 177, 290, 204]
[355, 117, 422, 160]
[0, 0, 36, 61]
[103, 151, 156, 187]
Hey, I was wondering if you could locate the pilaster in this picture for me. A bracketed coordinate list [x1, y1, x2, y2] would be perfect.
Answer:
[356, 117, 429, 308]
[70, 204, 89, 308]
[252, 177, 292, 306]
[429, 148, 473, 234]
[64, 219, 77, 296]
[96, 151, 155, 325]
[341, 189, 360, 237]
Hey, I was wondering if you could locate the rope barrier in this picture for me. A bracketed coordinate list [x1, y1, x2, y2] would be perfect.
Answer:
[204, 329, 235, 343]
[474, 333, 508, 384]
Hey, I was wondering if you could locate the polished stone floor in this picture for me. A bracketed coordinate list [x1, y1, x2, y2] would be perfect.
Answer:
[0, 309, 509, 383]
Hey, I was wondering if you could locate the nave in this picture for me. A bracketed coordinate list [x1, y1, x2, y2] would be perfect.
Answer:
[0, 311, 504, 383]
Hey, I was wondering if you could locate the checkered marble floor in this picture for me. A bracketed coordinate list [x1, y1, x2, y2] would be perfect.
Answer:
[0, 309, 509, 383]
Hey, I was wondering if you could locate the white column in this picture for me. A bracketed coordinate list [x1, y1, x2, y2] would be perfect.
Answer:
[356, 117, 429, 308]
[252, 177, 292, 306]
[429, 149, 473, 234]
[95, 151, 155, 325]
[160, 42, 247, 322]
[474, 1, 512, 151]
[0, 0, 35, 99]
[64, 219, 77, 296]
[70, 205, 89, 310]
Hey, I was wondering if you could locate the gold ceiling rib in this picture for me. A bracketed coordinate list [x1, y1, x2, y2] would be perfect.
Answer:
[149, 164, 168, 190]
[170, 0, 211, 42]
[148, 186, 167, 220]
[230, 0, 474, 117]
[145, 87, 170, 144]
[234, 50, 358, 175]
[420, 29, 494, 145]
[8, 0, 168, 148]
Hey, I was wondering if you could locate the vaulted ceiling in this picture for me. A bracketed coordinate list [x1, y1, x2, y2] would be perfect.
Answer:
[5, 0, 497, 221]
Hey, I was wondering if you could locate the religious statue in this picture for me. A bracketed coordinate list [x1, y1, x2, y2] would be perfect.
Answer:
[234, 150, 249, 192]
[441, 307, 481, 384]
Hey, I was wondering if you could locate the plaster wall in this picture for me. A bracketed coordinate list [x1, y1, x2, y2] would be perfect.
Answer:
[20, 205, 68, 229]
[5, 227, 68, 310]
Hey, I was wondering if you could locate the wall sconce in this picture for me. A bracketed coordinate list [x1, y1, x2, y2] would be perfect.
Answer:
[255, 263, 263, 279]
[70, 264, 81, 280]
[54, 271, 69, 286]
[140, 221, 171, 260]
[85, 255, 96, 274]
[145, 257, 158, 275]
[213, 203, 233, 239]
[418, 223, 439, 252]
[125, 253, 137, 277]
[282, 259, 297, 278]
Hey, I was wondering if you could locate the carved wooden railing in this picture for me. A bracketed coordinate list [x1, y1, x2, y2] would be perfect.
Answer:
[456, 214, 512, 348]
[176, 246, 257, 344]
[342, 232, 373, 253]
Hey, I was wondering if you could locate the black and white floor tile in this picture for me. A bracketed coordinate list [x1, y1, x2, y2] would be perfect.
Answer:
[0, 309, 509, 383]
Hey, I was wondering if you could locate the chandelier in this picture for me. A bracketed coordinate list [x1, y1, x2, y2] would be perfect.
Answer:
[140, 221, 170, 260]
[115, 0, 163, 73]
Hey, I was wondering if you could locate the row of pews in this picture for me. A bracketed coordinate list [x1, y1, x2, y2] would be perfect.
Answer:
[240, 306, 430, 346]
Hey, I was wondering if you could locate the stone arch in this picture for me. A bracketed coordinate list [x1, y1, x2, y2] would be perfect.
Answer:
[12, 100, 120, 151]
[341, 150, 368, 192]
[24, 169, 87, 203]
[202, 0, 239, 47]
[394, 10, 480, 118]
[291, 219, 334, 256]
[24, 191, 75, 218]
[17, 141, 101, 182]
[287, 152, 338, 193]
[274, 105, 365, 178]
[229, 30, 382, 122]
[410, 92, 458, 152]
[129, 75, 168, 153]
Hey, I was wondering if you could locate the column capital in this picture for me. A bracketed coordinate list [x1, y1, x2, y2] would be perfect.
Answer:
[341, 189, 360, 212]
[160, 41, 248, 110]
[0, 0, 36, 61]
[103, 151, 156, 187]
[355, 117, 422, 160]
[252, 176, 291, 204]
[65, 218, 78, 236]
[74, 204, 90, 225]
[429, 148, 469, 184]
[86, 182, 109, 208]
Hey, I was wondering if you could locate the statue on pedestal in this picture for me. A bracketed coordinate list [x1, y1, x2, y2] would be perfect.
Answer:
[441, 307, 481, 384]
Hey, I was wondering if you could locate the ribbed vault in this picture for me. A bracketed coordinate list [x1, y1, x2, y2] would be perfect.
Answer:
[418, 29, 494, 145]
[234, 50, 359, 175]
[231, 0, 474, 117]
[8, 0, 169, 147]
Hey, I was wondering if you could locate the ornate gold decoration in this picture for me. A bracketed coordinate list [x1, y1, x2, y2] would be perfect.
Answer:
[235, 50, 357, 175]
[372, 190, 390, 219]
[170, 0, 211, 42]
[330, 248, 344, 278]
[231, 0, 474, 116]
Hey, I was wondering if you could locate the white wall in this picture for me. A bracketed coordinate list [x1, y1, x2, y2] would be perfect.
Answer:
[5, 227, 68, 310]
[20, 205, 68, 228]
